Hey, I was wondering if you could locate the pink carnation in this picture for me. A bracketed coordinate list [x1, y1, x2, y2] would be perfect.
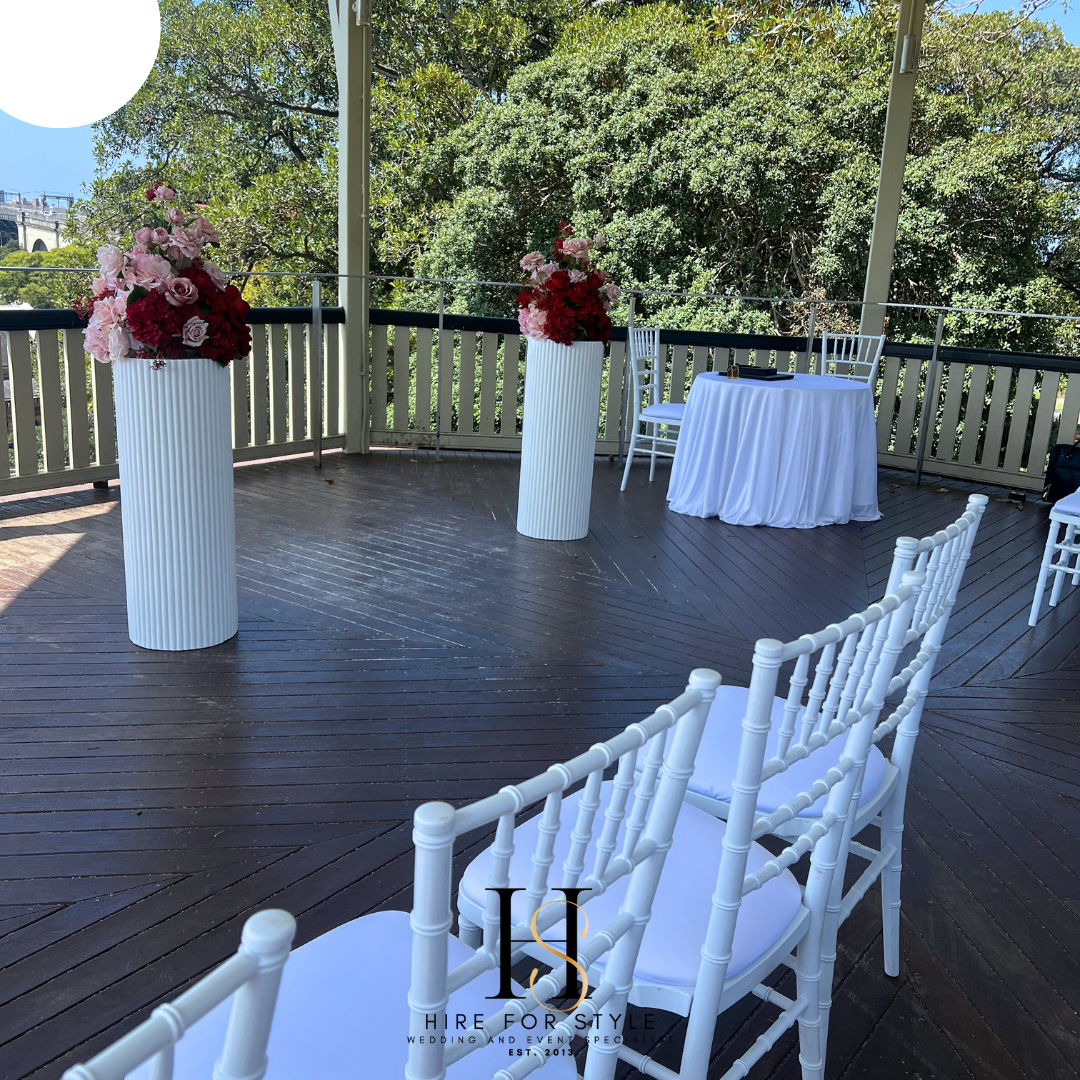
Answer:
[518, 305, 548, 340]
[167, 227, 202, 259]
[125, 251, 173, 290]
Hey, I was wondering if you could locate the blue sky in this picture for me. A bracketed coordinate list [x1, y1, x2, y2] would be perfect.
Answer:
[1, 1, 1078, 199]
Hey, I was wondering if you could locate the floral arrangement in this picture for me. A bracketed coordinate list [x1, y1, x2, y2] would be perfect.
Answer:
[76, 183, 251, 367]
[517, 223, 619, 346]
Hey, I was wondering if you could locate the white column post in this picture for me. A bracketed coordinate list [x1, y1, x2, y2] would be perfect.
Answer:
[331, 0, 371, 453]
[859, 0, 926, 338]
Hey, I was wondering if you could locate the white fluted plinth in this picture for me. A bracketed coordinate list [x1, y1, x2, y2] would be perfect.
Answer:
[517, 338, 604, 541]
[113, 356, 238, 650]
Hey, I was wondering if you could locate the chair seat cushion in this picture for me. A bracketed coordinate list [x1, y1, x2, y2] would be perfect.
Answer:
[459, 784, 803, 988]
[687, 684, 887, 819]
[130, 911, 576, 1079]
[1053, 489, 1080, 517]
[641, 401, 685, 422]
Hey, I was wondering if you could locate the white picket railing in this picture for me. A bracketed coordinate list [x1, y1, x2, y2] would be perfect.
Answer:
[368, 311, 1080, 492]
[3, 306, 1079, 496]
[0, 311, 346, 495]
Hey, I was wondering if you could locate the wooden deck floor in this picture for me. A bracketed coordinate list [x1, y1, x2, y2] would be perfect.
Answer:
[1, 450, 1078, 1080]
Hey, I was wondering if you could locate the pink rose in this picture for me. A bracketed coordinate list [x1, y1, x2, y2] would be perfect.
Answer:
[166, 207, 185, 225]
[155, 185, 177, 202]
[190, 215, 221, 244]
[182, 315, 209, 347]
[167, 227, 202, 259]
[97, 244, 125, 278]
[520, 251, 545, 272]
[91, 275, 120, 298]
[518, 305, 547, 341]
[203, 260, 228, 290]
[568, 269, 586, 283]
[92, 294, 127, 327]
[84, 321, 109, 363]
[125, 251, 173, 290]
[602, 282, 621, 302]
[561, 237, 590, 261]
[532, 261, 559, 283]
[135, 227, 152, 245]
[594, 232, 604, 248]
[107, 325, 132, 361]
[164, 276, 199, 307]
[151, 227, 170, 246]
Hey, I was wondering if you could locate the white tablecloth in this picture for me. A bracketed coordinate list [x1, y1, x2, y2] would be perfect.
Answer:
[667, 372, 880, 528]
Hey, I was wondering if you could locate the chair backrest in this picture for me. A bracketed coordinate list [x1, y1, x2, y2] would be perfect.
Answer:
[870, 493, 987, 778]
[817, 332, 885, 385]
[409, 667, 722, 1080]
[62, 910, 296, 1080]
[628, 326, 663, 412]
[675, 575, 923, 1078]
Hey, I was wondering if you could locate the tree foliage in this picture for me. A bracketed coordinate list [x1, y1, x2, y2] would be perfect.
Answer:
[406, 3, 1080, 348]
[31, 0, 1080, 351]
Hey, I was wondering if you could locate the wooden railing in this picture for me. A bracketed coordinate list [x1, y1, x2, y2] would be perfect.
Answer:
[369, 311, 1080, 492]
[3, 305, 1079, 496]
[0, 307, 346, 495]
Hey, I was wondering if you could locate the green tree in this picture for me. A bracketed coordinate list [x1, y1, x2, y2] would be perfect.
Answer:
[404, 3, 1080, 350]
[0, 245, 98, 308]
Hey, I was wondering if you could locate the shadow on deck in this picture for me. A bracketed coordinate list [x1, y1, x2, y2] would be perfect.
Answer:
[0, 450, 1077, 1080]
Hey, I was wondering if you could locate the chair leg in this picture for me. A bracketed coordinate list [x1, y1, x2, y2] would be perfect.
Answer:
[620, 435, 636, 492]
[1050, 523, 1077, 606]
[457, 914, 481, 950]
[817, 854, 845, 1058]
[1029, 519, 1060, 626]
[795, 942, 824, 1080]
[880, 794, 906, 978]
[649, 430, 658, 482]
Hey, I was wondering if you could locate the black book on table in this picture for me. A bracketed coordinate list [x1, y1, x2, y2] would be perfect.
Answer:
[735, 365, 795, 381]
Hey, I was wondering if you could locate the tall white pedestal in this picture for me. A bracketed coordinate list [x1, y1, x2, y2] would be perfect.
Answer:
[113, 356, 238, 650]
[517, 338, 604, 541]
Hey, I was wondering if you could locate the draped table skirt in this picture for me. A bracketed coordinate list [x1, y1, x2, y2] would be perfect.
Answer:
[666, 372, 880, 529]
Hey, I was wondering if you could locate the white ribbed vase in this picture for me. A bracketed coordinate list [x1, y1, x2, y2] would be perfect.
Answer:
[113, 355, 238, 650]
[517, 338, 604, 541]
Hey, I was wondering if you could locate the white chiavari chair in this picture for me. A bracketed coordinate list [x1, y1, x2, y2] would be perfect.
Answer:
[620, 327, 685, 490]
[682, 494, 987, 1053]
[62, 909, 296, 1080]
[816, 332, 885, 386]
[77, 669, 722, 1080]
[460, 578, 923, 1080]
[1028, 488, 1080, 625]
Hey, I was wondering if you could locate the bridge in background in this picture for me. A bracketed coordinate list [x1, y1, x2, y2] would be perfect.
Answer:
[0, 191, 73, 251]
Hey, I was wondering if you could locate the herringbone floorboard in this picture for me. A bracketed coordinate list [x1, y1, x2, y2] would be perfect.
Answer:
[0, 450, 1076, 1080]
